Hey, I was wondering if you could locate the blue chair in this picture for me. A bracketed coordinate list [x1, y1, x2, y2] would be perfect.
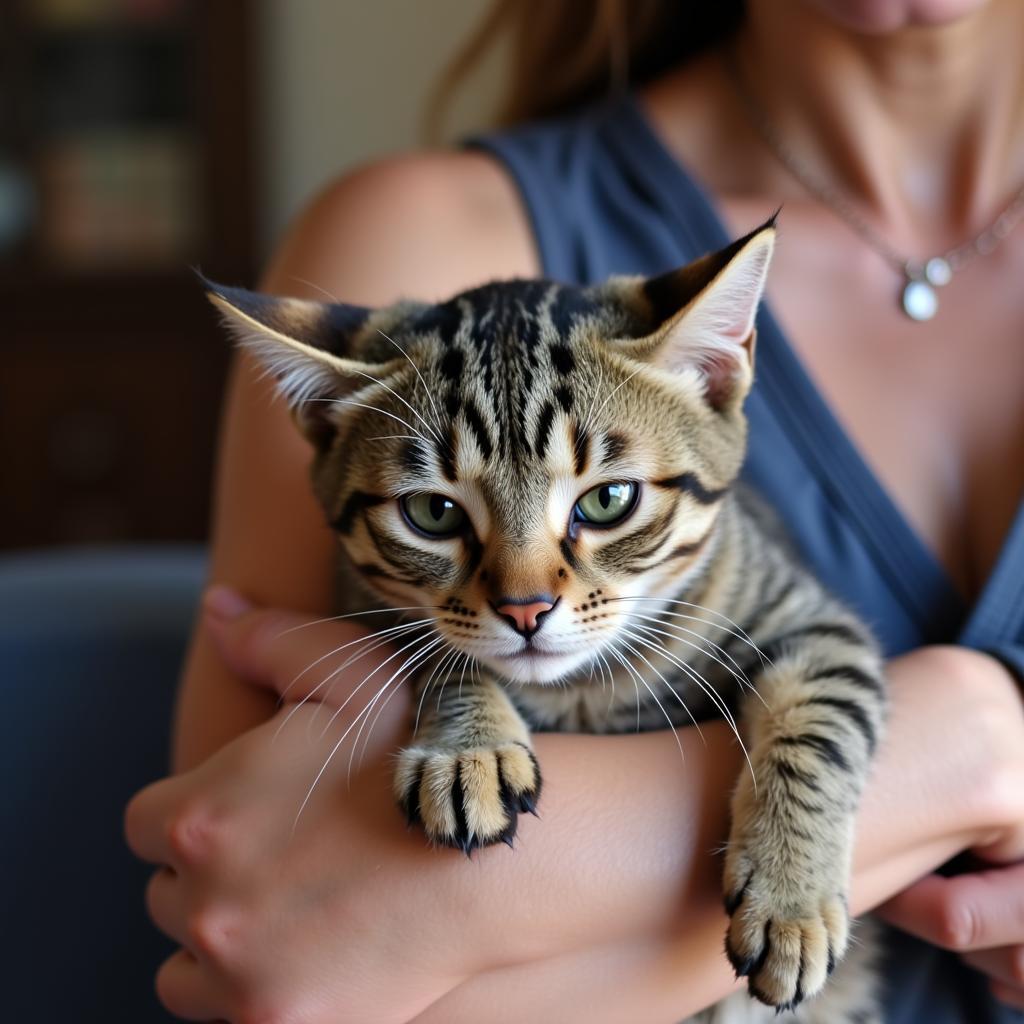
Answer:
[1, 546, 206, 1024]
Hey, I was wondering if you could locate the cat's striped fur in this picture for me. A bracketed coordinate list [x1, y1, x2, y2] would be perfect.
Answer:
[207, 220, 886, 1021]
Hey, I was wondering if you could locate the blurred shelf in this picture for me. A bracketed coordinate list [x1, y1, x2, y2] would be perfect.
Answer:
[0, 266, 224, 331]
[26, 21, 188, 39]
[3, 0, 258, 549]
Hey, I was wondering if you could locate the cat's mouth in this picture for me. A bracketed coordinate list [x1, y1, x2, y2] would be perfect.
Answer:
[488, 645, 593, 684]
[509, 648, 566, 660]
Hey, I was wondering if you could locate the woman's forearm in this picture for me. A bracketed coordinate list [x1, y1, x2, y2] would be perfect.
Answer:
[413, 648, 1022, 1021]
[416, 726, 742, 1022]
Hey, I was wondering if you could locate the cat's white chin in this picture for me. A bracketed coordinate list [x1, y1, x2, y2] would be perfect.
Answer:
[487, 649, 590, 685]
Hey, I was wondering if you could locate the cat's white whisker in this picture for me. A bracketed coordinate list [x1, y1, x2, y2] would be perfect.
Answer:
[626, 609, 755, 681]
[347, 366, 445, 446]
[285, 275, 341, 303]
[311, 397, 431, 445]
[376, 328, 446, 437]
[282, 617, 430, 695]
[618, 625, 743, 740]
[597, 651, 617, 712]
[605, 642, 644, 733]
[615, 631, 705, 735]
[413, 641, 457, 737]
[280, 614, 436, 720]
[629, 615, 751, 685]
[304, 621, 438, 733]
[275, 605, 442, 638]
[582, 363, 646, 437]
[352, 660, 419, 777]
[611, 636, 689, 767]
[429, 647, 464, 715]
[619, 627, 756, 789]
[275, 619, 436, 738]
[434, 671, 453, 714]
[436, 647, 471, 716]
[457, 651, 472, 698]
[628, 614, 767, 707]
[316, 630, 443, 740]
[609, 595, 770, 665]
[578, 362, 606, 439]
[293, 634, 445, 831]
[348, 642, 453, 784]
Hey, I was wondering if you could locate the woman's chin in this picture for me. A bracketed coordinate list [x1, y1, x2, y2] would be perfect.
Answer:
[804, 0, 991, 33]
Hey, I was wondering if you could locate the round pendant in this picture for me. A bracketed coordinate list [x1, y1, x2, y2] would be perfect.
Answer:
[902, 279, 938, 321]
[924, 257, 953, 287]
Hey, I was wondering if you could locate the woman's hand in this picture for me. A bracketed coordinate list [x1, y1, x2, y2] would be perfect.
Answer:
[125, 599, 476, 1024]
[878, 861, 1024, 1010]
[874, 649, 1024, 1012]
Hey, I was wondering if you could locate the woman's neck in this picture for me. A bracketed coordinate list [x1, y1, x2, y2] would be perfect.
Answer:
[736, 0, 1024, 251]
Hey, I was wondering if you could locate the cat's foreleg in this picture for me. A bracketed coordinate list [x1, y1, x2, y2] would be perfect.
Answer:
[394, 674, 541, 853]
[721, 622, 885, 1011]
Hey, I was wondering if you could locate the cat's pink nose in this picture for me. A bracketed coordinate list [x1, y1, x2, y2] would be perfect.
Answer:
[492, 597, 557, 639]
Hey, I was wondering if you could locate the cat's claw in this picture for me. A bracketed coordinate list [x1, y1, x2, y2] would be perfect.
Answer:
[394, 741, 541, 853]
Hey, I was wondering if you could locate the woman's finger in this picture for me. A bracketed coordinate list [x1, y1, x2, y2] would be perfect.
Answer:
[878, 863, 1024, 951]
[145, 867, 188, 947]
[155, 949, 227, 1022]
[202, 586, 386, 704]
[962, 944, 1024, 990]
[989, 979, 1024, 1010]
[123, 774, 192, 867]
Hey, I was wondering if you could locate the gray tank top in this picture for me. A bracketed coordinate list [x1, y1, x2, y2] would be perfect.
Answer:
[470, 95, 1024, 1024]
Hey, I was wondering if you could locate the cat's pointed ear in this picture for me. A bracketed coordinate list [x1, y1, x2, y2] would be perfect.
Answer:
[202, 277, 381, 450]
[632, 218, 775, 409]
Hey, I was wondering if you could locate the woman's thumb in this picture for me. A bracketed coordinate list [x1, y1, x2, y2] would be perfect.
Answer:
[201, 586, 371, 702]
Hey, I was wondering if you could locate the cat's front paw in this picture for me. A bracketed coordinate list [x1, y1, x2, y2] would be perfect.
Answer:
[394, 742, 541, 853]
[723, 840, 850, 1011]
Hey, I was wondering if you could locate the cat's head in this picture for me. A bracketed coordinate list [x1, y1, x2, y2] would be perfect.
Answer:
[206, 220, 774, 684]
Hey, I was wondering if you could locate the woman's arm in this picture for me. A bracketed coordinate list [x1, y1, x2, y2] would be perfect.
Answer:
[416, 646, 1024, 1022]
[172, 151, 538, 771]
[130, 601, 1024, 1023]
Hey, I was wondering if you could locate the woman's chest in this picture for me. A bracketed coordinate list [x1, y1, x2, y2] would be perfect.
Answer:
[723, 199, 1024, 600]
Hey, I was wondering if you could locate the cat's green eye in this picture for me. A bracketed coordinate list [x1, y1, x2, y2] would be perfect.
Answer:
[401, 493, 466, 537]
[574, 482, 638, 526]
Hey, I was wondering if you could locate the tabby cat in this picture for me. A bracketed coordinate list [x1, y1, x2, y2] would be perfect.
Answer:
[206, 219, 886, 1022]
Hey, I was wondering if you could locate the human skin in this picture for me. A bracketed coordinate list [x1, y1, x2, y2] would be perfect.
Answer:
[125, 601, 1024, 1022]
[148, 0, 1024, 1016]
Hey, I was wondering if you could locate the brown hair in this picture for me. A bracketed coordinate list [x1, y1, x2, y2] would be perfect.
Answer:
[430, 0, 745, 133]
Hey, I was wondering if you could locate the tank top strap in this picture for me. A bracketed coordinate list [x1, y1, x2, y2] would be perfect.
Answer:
[466, 97, 724, 284]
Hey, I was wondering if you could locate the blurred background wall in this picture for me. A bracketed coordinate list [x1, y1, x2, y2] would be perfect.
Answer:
[2, 0, 498, 552]
[262, 0, 499, 246]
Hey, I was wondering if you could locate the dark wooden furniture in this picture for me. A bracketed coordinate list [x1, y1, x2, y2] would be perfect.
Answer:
[2, 0, 258, 549]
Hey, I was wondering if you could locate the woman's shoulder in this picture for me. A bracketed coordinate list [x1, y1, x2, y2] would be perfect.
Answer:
[264, 95, 651, 304]
[265, 87, 719, 306]
[264, 149, 540, 304]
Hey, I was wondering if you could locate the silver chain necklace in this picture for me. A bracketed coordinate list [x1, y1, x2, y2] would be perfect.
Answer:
[723, 46, 1024, 322]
